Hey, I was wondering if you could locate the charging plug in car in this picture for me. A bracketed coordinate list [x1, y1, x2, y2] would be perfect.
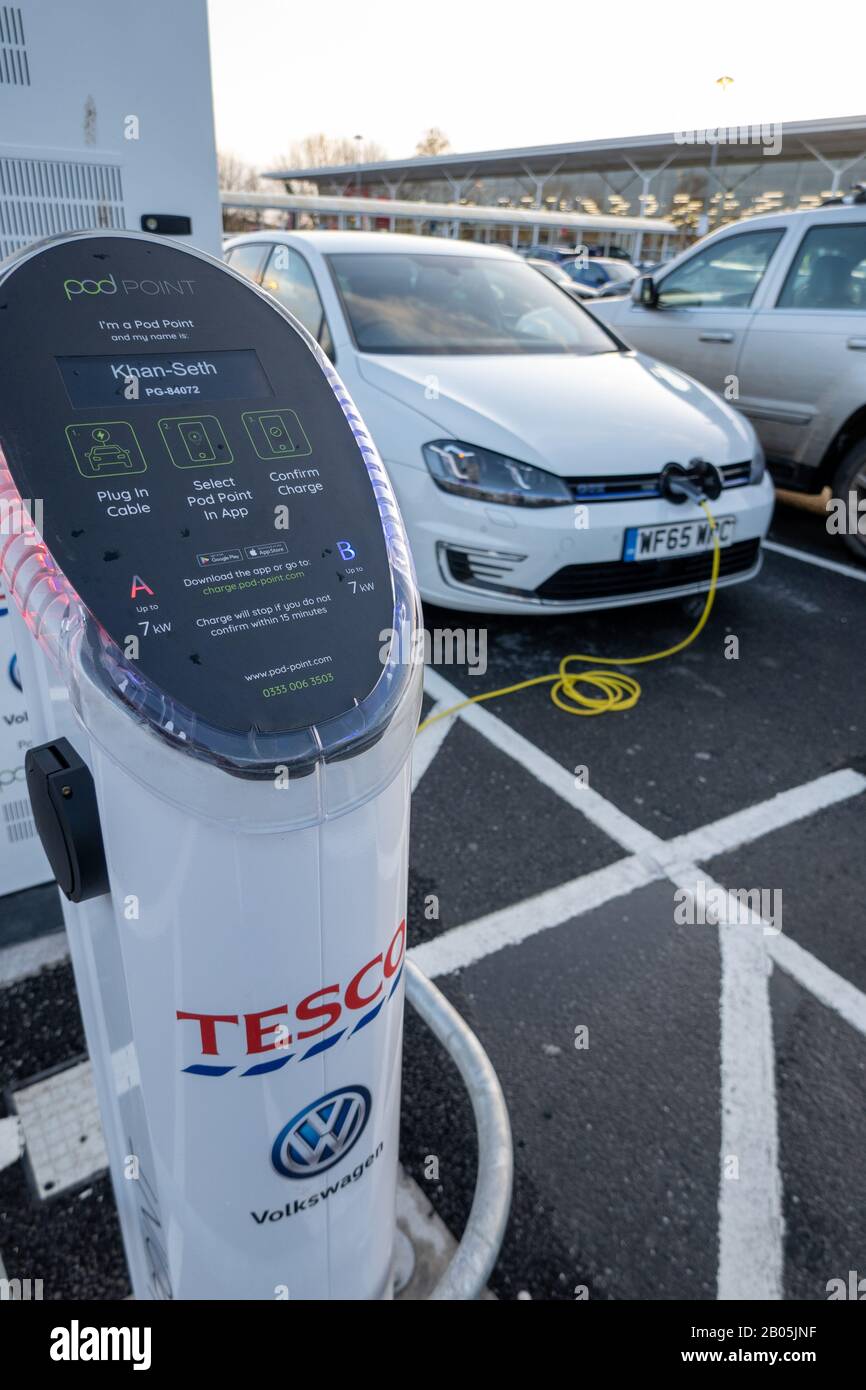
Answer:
[660, 459, 723, 505]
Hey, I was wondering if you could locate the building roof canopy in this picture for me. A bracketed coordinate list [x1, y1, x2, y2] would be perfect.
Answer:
[264, 115, 866, 185]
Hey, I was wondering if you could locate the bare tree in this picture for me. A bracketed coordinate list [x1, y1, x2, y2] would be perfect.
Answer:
[218, 151, 264, 233]
[415, 128, 451, 156]
[217, 150, 262, 192]
[275, 135, 387, 172]
[270, 134, 388, 194]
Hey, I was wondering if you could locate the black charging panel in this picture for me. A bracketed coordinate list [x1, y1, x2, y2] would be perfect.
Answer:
[0, 236, 394, 738]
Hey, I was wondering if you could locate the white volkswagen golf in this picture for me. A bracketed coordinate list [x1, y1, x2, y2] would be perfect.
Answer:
[224, 232, 774, 614]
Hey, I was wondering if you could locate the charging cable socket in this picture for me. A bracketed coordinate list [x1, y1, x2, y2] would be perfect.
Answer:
[660, 458, 723, 505]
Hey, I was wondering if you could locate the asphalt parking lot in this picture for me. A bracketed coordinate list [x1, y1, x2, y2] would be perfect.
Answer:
[0, 500, 863, 1301]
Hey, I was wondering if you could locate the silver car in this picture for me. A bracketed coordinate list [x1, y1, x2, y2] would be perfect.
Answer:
[592, 201, 866, 561]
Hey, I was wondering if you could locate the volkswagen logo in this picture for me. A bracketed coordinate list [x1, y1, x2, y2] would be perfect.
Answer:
[271, 1085, 371, 1179]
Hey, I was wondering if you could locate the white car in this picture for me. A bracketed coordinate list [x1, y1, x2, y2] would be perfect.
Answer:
[224, 232, 774, 615]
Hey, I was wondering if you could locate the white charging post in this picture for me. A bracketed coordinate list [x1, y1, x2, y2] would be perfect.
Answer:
[0, 230, 422, 1300]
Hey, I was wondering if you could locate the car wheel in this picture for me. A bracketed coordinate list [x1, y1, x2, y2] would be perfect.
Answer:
[832, 442, 866, 563]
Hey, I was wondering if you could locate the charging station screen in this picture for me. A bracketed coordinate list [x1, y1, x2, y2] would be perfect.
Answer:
[0, 236, 395, 740]
[57, 349, 275, 408]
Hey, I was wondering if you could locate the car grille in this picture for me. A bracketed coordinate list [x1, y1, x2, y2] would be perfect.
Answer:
[535, 539, 761, 601]
[566, 460, 751, 503]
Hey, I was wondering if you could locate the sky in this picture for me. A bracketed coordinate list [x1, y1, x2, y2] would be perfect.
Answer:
[206, 0, 865, 170]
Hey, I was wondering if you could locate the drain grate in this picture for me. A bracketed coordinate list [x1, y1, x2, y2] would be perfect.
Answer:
[11, 1058, 107, 1199]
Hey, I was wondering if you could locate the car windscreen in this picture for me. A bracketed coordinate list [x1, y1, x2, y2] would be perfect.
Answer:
[326, 252, 618, 355]
[531, 261, 571, 285]
[603, 262, 638, 282]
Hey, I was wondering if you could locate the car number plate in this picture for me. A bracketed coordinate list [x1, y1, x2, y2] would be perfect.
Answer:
[623, 515, 736, 562]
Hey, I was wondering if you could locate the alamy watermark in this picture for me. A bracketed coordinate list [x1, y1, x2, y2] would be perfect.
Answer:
[826, 491, 865, 537]
[380, 622, 487, 675]
[1, 1276, 43, 1300]
[674, 124, 782, 158]
[826, 1270, 866, 1299]
[674, 881, 782, 935]
[50, 1321, 151, 1370]
[0, 496, 43, 535]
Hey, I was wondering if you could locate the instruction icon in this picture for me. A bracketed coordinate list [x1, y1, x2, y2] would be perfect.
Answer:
[65, 422, 147, 479]
[159, 415, 233, 469]
[242, 409, 311, 461]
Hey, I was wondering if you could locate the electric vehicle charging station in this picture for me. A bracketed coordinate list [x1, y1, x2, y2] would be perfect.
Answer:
[0, 229, 425, 1300]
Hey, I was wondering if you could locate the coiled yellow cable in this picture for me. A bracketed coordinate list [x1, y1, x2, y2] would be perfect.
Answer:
[418, 500, 720, 732]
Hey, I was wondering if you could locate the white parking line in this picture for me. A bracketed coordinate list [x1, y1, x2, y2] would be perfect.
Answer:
[769, 932, 866, 1038]
[412, 845, 788, 1298]
[411, 839, 866, 1047]
[410, 855, 658, 978]
[666, 768, 866, 867]
[411, 702, 456, 792]
[418, 671, 866, 1301]
[763, 539, 866, 582]
[425, 671, 866, 875]
[424, 669, 660, 856]
[668, 869, 784, 1301]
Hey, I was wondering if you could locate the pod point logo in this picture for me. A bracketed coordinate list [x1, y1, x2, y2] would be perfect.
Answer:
[62, 272, 195, 301]
[272, 1085, 371, 1179]
[63, 273, 117, 301]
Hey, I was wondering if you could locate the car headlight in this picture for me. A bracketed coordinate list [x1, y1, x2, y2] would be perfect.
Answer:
[422, 440, 572, 507]
[750, 440, 766, 485]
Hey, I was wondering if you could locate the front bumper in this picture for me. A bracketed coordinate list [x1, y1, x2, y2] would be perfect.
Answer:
[386, 462, 776, 615]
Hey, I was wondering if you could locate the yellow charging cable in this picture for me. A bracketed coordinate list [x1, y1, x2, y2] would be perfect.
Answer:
[418, 500, 720, 732]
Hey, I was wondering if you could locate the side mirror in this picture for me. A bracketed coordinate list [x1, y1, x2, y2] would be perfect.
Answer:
[633, 275, 658, 308]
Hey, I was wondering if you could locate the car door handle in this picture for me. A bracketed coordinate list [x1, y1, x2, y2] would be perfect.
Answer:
[847, 337, 866, 350]
[698, 331, 734, 343]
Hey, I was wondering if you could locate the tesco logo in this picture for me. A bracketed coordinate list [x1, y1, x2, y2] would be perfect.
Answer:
[176, 920, 405, 1077]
